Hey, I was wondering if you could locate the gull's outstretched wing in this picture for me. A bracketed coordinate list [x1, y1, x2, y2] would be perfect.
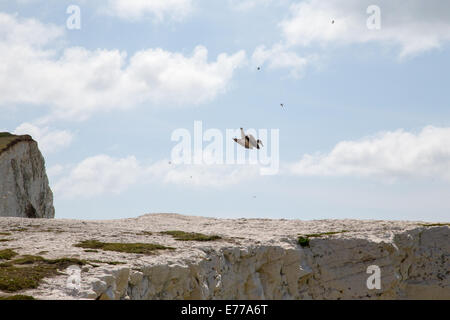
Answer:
[248, 134, 257, 148]
[240, 128, 246, 139]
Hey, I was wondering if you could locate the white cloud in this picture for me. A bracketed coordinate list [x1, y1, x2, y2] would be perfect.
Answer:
[53, 155, 144, 198]
[150, 160, 261, 187]
[13, 122, 73, 154]
[104, 0, 193, 22]
[46, 164, 65, 178]
[53, 154, 261, 198]
[0, 13, 246, 121]
[0, 11, 63, 46]
[290, 126, 450, 181]
[228, 0, 293, 11]
[252, 43, 313, 77]
[281, 0, 450, 57]
[229, 0, 274, 11]
[250, 1, 450, 76]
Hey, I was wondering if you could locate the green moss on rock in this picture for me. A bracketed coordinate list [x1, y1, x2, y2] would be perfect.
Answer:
[0, 255, 87, 292]
[0, 249, 18, 260]
[0, 132, 33, 155]
[161, 230, 221, 241]
[0, 294, 35, 300]
[74, 240, 174, 254]
[297, 230, 349, 248]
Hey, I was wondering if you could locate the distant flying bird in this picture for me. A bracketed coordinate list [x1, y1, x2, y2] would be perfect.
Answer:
[280, 103, 284, 108]
[257, 66, 261, 70]
[233, 128, 263, 150]
[332, 20, 335, 24]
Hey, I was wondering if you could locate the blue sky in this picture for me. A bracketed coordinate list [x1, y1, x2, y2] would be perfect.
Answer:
[1, 0, 450, 221]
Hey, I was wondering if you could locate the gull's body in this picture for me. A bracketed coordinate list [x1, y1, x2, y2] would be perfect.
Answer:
[233, 128, 263, 150]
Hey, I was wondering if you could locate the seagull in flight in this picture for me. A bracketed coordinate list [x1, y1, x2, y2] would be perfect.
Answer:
[233, 128, 264, 150]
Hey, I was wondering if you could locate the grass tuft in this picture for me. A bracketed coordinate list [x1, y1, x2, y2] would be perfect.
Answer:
[87, 259, 126, 266]
[297, 236, 310, 247]
[9, 228, 28, 232]
[0, 133, 33, 155]
[0, 294, 35, 300]
[419, 223, 450, 227]
[74, 240, 174, 254]
[297, 230, 349, 248]
[161, 230, 221, 241]
[136, 231, 153, 236]
[0, 255, 87, 292]
[0, 249, 18, 260]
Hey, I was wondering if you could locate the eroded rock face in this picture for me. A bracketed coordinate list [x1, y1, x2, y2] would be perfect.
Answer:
[122, 227, 450, 300]
[0, 134, 54, 218]
[0, 215, 447, 300]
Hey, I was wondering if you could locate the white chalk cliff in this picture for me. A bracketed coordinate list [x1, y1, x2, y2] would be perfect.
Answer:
[0, 133, 54, 218]
[0, 214, 448, 299]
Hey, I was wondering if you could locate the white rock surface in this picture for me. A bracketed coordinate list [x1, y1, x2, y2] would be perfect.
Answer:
[0, 214, 448, 300]
[0, 137, 54, 218]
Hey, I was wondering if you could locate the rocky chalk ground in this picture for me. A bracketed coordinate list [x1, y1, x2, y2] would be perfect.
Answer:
[0, 213, 448, 300]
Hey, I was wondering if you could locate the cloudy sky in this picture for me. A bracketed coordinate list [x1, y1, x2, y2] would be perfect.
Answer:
[1, 0, 450, 221]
